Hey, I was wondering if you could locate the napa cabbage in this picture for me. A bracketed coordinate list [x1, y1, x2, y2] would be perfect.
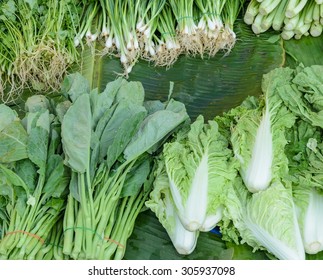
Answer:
[230, 68, 296, 192]
[163, 115, 237, 232]
[278, 65, 323, 129]
[145, 159, 198, 255]
[221, 178, 305, 260]
[294, 185, 323, 254]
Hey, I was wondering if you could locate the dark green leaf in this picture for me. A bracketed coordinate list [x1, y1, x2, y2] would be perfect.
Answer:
[61, 73, 90, 103]
[27, 126, 49, 175]
[90, 78, 127, 127]
[124, 100, 189, 160]
[99, 103, 147, 163]
[62, 93, 92, 173]
[0, 121, 28, 163]
[0, 104, 18, 131]
[43, 155, 68, 198]
[15, 195, 27, 218]
[69, 172, 80, 202]
[115, 81, 145, 105]
[0, 164, 29, 195]
[121, 159, 151, 197]
[106, 108, 147, 169]
[15, 159, 37, 192]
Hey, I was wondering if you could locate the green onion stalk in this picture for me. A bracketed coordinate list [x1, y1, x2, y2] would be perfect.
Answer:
[169, 0, 202, 55]
[74, 2, 100, 47]
[103, 0, 139, 75]
[137, 0, 167, 63]
[194, 0, 225, 55]
[154, 5, 181, 67]
[221, 0, 245, 51]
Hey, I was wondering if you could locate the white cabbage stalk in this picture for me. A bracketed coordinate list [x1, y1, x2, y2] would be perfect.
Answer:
[164, 191, 198, 254]
[146, 161, 198, 255]
[241, 107, 273, 193]
[200, 206, 224, 232]
[294, 186, 323, 254]
[164, 115, 236, 232]
[168, 154, 208, 231]
[303, 189, 323, 254]
[231, 67, 296, 193]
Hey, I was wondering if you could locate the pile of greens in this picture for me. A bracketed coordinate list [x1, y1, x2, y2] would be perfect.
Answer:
[147, 64, 323, 260]
[0, 73, 189, 259]
[0, 95, 70, 259]
[0, 0, 82, 102]
[60, 74, 188, 260]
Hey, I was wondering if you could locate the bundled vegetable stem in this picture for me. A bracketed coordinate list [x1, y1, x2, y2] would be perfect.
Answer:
[244, 0, 323, 39]
[59, 73, 189, 259]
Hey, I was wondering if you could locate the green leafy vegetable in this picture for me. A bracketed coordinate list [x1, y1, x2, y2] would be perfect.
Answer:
[60, 73, 189, 260]
[222, 178, 305, 260]
[146, 159, 199, 255]
[162, 115, 236, 232]
[230, 67, 295, 192]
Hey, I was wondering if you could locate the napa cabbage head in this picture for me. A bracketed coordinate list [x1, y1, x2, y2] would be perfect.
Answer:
[230, 68, 296, 193]
[163, 115, 237, 232]
[145, 159, 198, 255]
[221, 178, 305, 260]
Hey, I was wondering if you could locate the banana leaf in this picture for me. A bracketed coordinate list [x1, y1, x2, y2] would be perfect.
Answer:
[79, 21, 285, 120]
[284, 35, 323, 67]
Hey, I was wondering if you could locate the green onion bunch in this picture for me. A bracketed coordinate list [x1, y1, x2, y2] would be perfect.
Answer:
[244, 0, 323, 40]
[74, 0, 245, 73]
[0, 0, 82, 103]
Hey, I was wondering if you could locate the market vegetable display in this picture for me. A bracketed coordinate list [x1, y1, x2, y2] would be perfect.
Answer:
[1, 63, 323, 260]
[244, 0, 323, 39]
[0, 0, 322, 260]
[219, 65, 323, 259]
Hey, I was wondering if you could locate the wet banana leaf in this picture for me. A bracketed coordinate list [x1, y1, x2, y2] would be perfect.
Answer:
[124, 210, 228, 260]
[284, 36, 323, 68]
[79, 21, 285, 120]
